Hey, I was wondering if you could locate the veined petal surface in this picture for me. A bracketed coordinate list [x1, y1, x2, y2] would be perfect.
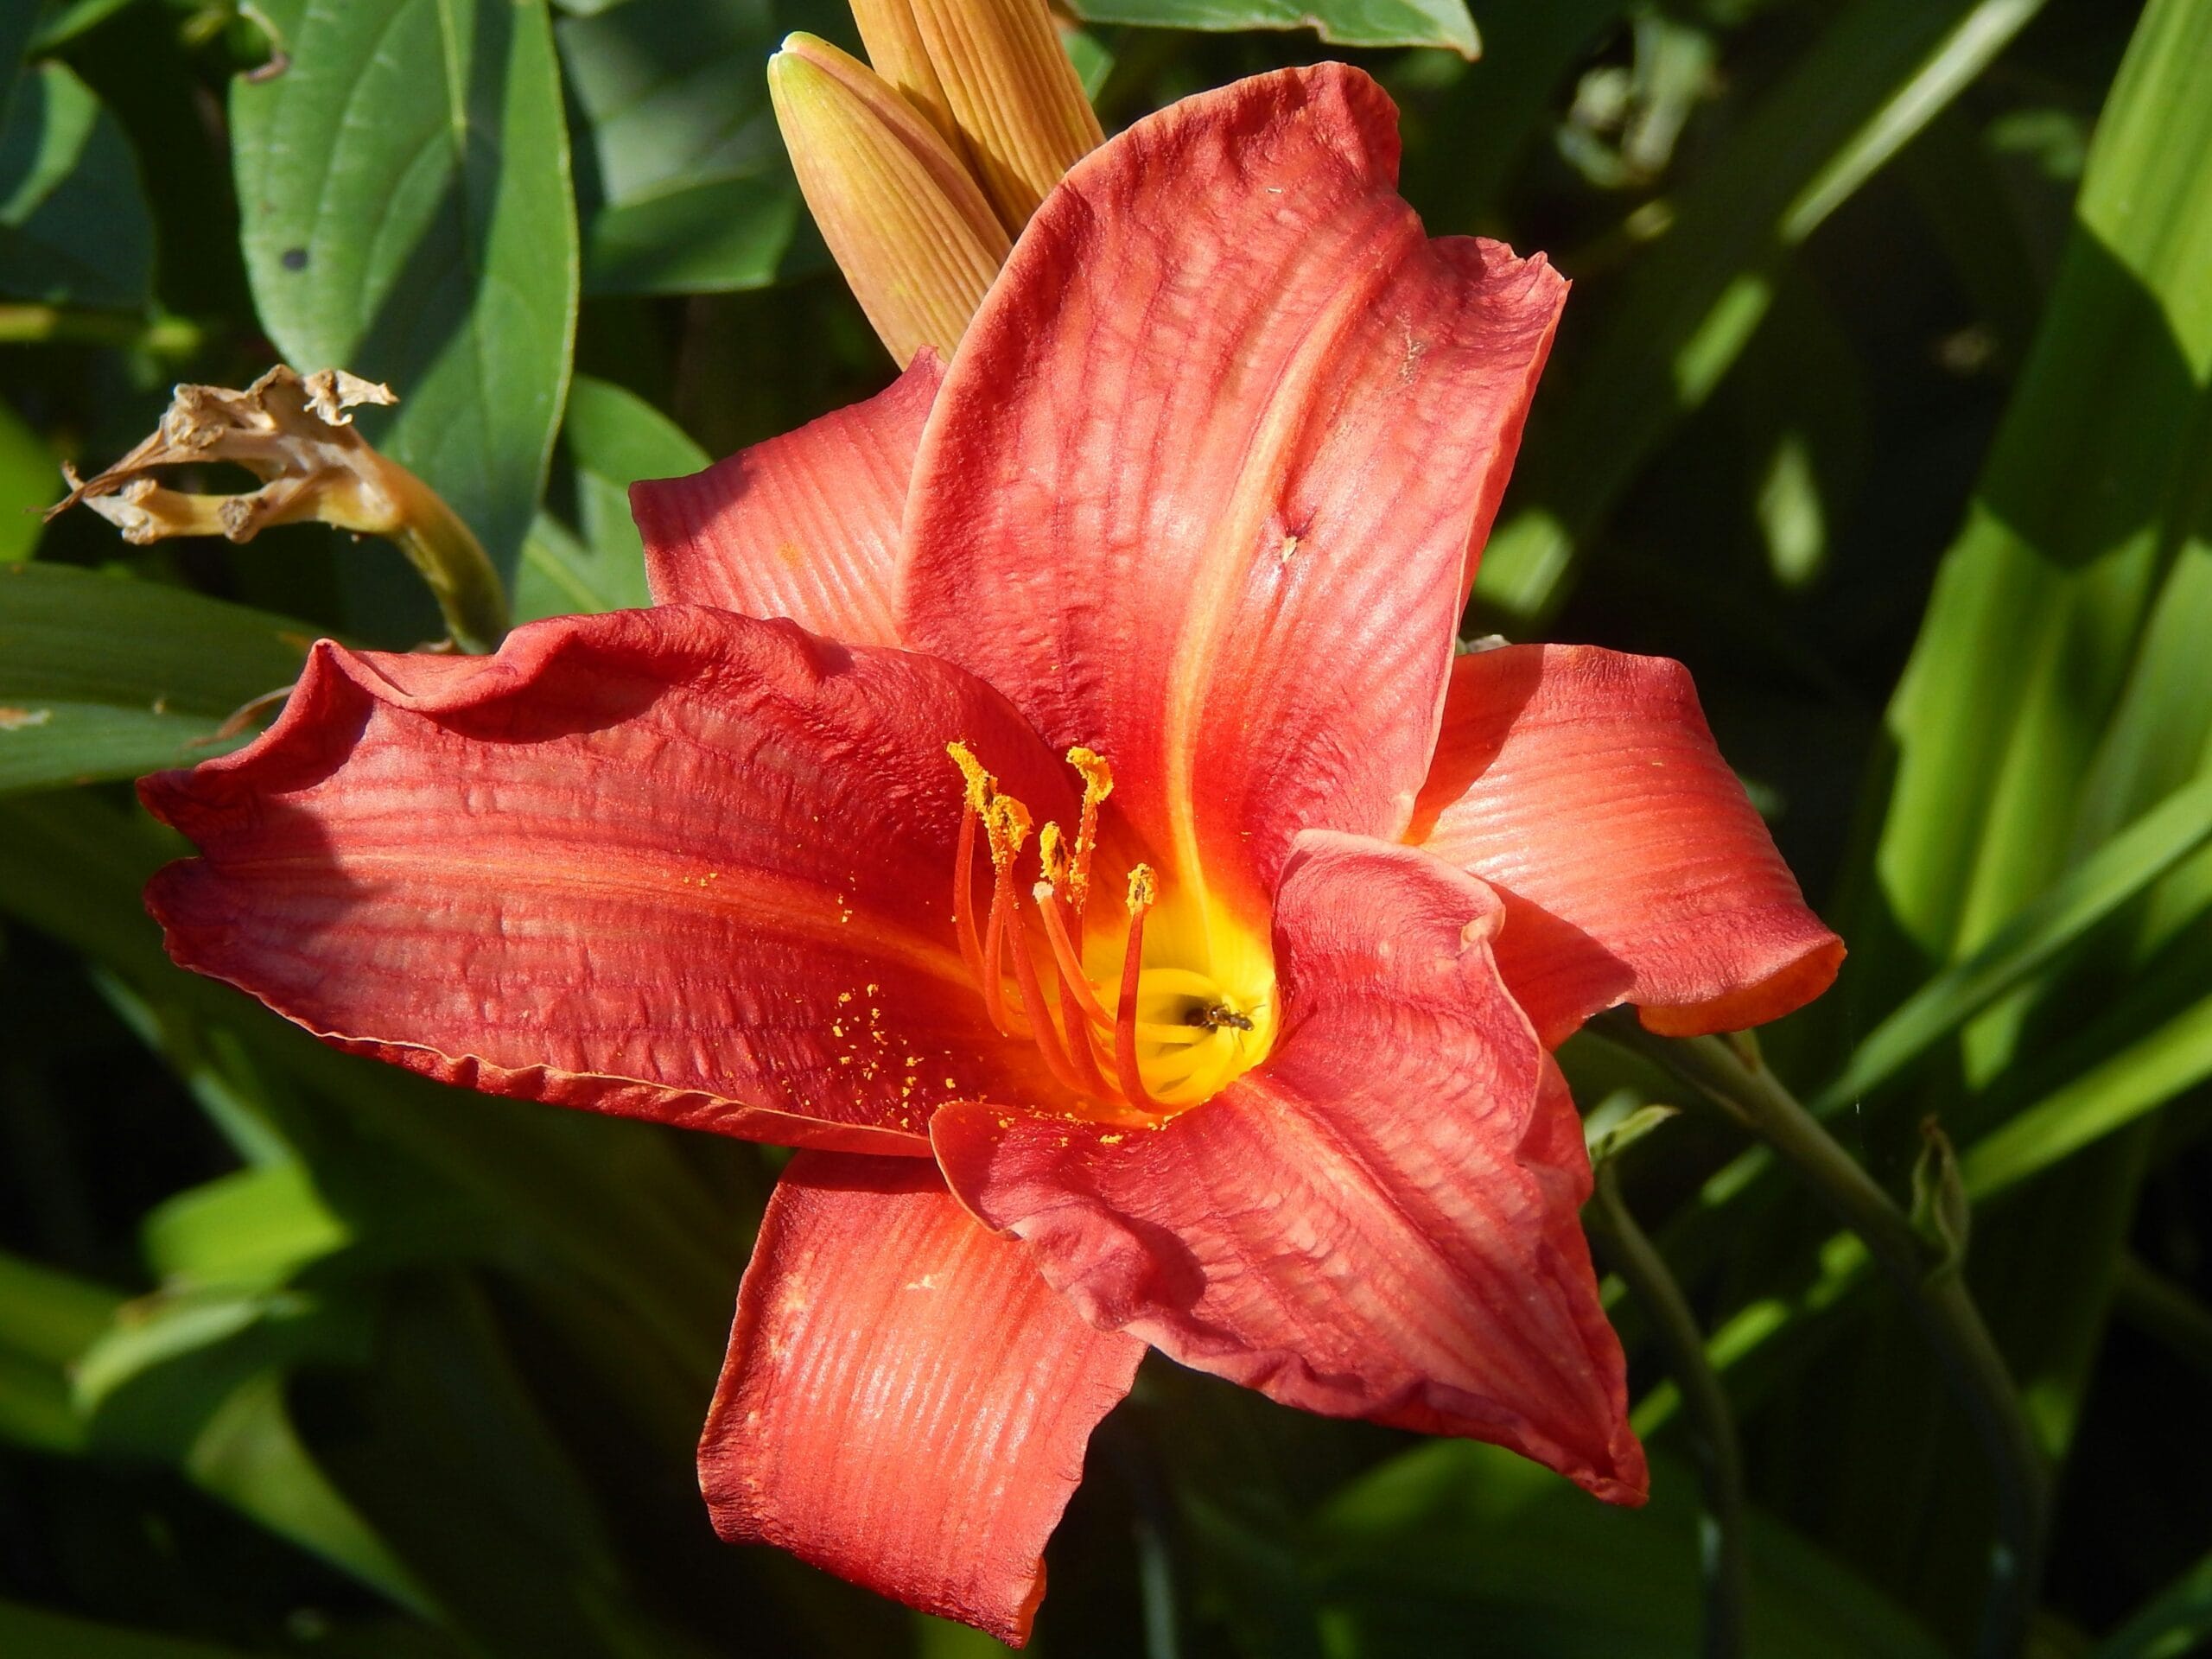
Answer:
[901, 65, 1567, 924]
[1411, 645, 1843, 1044]
[933, 831, 1644, 1503]
[701, 1153, 1143, 1645]
[142, 608, 1077, 1152]
[632, 354, 942, 644]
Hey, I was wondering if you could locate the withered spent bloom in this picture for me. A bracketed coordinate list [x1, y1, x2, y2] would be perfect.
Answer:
[52, 366, 507, 653]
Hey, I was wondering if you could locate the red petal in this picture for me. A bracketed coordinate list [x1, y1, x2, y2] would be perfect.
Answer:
[900, 66, 1565, 922]
[631, 353, 942, 644]
[140, 608, 1077, 1151]
[932, 832, 1645, 1503]
[702, 1152, 1143, 1645]
[1410, 645, 1843, 1044]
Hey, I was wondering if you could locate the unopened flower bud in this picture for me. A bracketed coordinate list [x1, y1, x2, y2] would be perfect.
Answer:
[770, 34, 1012, 367]
[903, 0, 1101, 232]
[848, 0, 963, 150]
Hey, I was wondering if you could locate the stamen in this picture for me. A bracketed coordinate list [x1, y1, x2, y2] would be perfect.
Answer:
[976, 794, 1031, 1034]
[1112, 865, 1163, 1112]
[1000, 893, 1093, 1096]
[950, 796, 987, 988]
[1033, 880, 1112, 1029]
[1038, 822, 1068, 889]
[1058, 972, 1113, 1095]
[945, 742, 996, 1014]
[1065, 746, 1113, 919]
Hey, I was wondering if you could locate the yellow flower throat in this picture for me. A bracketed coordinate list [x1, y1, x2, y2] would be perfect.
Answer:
[947, 741, 1275, 1114]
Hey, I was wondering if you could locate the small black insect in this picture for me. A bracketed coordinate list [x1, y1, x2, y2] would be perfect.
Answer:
[1186, 1002, 1254, 1032]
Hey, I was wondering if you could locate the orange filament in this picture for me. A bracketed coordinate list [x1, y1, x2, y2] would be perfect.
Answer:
[950, 794, 988, 990]
[976, 794, 1031, 1035]
[1033, 878, 1113, 1028]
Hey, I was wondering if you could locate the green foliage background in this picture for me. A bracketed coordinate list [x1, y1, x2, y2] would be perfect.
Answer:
[2, 0, 2209, 1655]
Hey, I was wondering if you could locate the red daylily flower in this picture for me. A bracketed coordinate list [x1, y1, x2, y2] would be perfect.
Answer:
[138, 66, 1841, 1644]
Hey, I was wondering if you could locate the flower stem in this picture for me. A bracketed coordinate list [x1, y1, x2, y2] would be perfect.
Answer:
[1590, 1151, 1747, 1659]
[381, 466, 510, 653]
[1596, 1015, 2053, 1659]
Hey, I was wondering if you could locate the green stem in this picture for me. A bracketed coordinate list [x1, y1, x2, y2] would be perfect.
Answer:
[1599, 1016, 2053, 1659]
[1591, 1154, 1748, 1659]
[382, 467, 510, 653]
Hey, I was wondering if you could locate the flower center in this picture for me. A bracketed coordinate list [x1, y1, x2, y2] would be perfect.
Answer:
[946, 742, 1275, 1115]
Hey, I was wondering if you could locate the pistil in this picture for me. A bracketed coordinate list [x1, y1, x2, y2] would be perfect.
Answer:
[1111, 866, 1164, 1112]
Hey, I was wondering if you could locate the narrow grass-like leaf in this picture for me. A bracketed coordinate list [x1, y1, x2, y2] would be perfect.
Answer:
[0, 1598, 257, 1659]
[2088, 1549, 2212, 1659]
[0, 563, 312, 793]
[143, 1164, 351, 1294]
[0, 1247, 121, 1453]
[1817, 769, 2212, 1111]
[1310, 1443, 1946, 1659]
[1959, 991, 2212, 1196]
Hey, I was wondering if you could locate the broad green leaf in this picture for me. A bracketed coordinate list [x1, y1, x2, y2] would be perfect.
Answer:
[0, 1598, 257, 1659]
[232, 0, 580, 585]
[517, 376, 708, 620]
[1310, 1444, 1946, 1659]
[1066, 0, 1474, 54]
[517, 510, 621, 621]
[0, 563, 313, 793]
[0, 60, 154, 307]
[569, 372, 707, 589]
[558, 0, 805, 295]
[1474, 0, 2049, 625]
[1818, 768, 2212, 1111]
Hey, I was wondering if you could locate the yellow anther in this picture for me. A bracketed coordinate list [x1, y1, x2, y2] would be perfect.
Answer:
[1066, 746, 1114, 805]
[1038, 821, 1068, 888]
[946, 741, 995, 812]
[1064, 746, 1114, 915]
[983, 793, 1032, 868]
[1126, 863, 1156, 912]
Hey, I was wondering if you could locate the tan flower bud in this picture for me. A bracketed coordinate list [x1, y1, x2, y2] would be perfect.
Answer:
[904, 0, 1102, 232]
[770, 34, 1012, 368]
[848, 0, 963, 150]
